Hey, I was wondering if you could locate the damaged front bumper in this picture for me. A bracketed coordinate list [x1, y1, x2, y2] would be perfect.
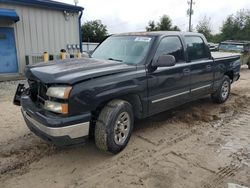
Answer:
[14, 84, 91, 146]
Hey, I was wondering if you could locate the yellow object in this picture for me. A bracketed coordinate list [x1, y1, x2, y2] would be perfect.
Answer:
[63, 87, 72, 99]
[61, 52, 67, 60]
[77, 51, 82, 58]
[43, 52, 49, 62]
[61, 104, 69, 114]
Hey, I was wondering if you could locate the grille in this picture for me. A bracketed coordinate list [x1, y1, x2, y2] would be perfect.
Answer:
[28, 79, 48, 105]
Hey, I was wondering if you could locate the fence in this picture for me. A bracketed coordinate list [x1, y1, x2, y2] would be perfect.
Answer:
[82, 42, 99, 52]
[25, 54, 61, 65]
[25, 43, 100, 65]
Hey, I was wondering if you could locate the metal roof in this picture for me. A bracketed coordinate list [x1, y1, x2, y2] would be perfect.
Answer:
[0, 8, 19, 22]
[0, 0, 84, 12]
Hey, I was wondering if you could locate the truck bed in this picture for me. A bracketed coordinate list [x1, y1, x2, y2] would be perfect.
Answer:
[211, 51, 241, 60]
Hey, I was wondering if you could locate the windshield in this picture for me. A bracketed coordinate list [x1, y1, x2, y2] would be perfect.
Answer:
[219, 43, 244, 52]
[91, 36, 154, 64]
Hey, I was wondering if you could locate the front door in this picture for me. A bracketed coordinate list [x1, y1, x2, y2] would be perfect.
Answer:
[0, 27, 18, 73]
[147, 36, 190, 115]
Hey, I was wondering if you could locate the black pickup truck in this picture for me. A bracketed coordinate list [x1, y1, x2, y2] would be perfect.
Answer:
[14, 31, 241, 154]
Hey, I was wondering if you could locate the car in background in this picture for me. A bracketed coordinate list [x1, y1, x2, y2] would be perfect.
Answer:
[208, 42, 219, 52]
[218, 40, 250, 69]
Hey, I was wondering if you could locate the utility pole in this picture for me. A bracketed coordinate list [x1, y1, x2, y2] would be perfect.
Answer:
[187, 0, 194, 32]
[74, 0, 79, 6]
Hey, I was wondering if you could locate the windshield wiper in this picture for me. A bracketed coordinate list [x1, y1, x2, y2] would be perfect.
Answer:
[108, 58, 123, 62]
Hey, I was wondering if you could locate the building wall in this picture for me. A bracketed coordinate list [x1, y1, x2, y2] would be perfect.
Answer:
[0, 3, 80, 74]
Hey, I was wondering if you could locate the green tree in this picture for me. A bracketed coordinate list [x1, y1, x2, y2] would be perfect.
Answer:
[157, 15, 173, 30]
[211, 33, 223, 43]
[220, 9, 250, 41]
[196, 16, 212, 41]
[171, 25, 181, 31]
[146, 21, 157, 31]
[146, 15, 180, 31]
[221, 15, 239, 40]
[82, 20, 108, 43]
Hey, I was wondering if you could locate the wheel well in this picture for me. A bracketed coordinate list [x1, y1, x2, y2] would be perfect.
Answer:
[118, 94, 143, 119]
[89, 94, 143, 136]
[92, 94, 143, 120]
[224, 71, 234, 81]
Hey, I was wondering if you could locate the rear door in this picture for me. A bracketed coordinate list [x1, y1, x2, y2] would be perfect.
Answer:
[147, 36, 191, 115]
[184, 36, 214, 97]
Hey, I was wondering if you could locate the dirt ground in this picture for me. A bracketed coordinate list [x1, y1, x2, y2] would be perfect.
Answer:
[1, 66, 250, 188]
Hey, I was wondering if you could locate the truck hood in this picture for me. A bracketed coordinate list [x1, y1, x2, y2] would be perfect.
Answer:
[25, 58, 137, 84]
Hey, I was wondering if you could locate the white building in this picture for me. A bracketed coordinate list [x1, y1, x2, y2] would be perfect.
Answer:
[0, 0, 84, 80]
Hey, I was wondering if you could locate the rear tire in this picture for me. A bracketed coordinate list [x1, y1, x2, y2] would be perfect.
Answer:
[95, 100, 134, 154]
[211, 75, 231, 104]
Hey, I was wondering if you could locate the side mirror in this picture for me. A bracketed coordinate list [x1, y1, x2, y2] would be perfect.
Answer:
[152, 55, 176, 67]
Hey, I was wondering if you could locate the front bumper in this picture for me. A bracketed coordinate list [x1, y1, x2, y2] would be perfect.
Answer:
[21, 95, 91, 146]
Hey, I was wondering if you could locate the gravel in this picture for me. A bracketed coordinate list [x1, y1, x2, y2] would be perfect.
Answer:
[0, 80, 27, 102]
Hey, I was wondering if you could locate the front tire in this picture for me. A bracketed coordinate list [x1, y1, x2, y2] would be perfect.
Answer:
[95, 100, 134, 154]
[211, 75, 231, 104]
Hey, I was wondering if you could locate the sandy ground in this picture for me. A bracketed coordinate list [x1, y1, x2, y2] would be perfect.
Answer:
[0, 66, 250, 188]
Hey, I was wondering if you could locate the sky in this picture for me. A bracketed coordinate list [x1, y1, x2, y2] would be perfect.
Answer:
[58, 0, 250, 34]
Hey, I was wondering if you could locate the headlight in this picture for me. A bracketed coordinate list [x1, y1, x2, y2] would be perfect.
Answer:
[44, 101, 68, 114]
[46, 86, 72, 99]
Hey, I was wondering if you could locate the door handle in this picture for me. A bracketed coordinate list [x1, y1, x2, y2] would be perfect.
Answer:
[206, 65, 212, 70]
[183, 68, 190, 74]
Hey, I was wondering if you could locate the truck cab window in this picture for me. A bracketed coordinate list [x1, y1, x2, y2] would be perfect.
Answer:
[154, 36, 185, 63]
[185, 36, 209, 61]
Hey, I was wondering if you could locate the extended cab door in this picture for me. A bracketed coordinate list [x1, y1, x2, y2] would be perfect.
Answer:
[147, 36, 191, 115]
[184, 36, 214, 97]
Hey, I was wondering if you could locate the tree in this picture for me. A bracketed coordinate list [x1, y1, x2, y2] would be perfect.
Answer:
[211, 33, 223, 43]
[220, 9, 250, 41]
[171, 25, 181, 31]
[221, 15, 239, 41]
[82, 20, 108, 43]
[157, 15, 173, 30]
[196, 16, 212, 41]
[145, 15, 180, 31]
[146, 21, 157, 31]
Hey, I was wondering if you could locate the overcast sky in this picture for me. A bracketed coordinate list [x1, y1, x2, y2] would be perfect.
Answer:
[58, 0, 250, 34]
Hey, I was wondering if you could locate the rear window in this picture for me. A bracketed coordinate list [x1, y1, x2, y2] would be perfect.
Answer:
[185, 36, 209, 61]
[219, 43, 244, 52]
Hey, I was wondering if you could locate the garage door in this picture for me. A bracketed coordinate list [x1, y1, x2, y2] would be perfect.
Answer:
[0, 27, 18, 73]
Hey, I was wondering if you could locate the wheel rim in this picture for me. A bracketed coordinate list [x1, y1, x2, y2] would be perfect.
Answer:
[114, 112, 131, 145]
[221, 80, 230, 100]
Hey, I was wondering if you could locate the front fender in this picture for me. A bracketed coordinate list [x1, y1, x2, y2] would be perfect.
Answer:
[68, 70, 147, 116]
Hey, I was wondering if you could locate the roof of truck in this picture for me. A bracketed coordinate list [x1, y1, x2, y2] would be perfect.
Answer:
[113, 31, 203, 37]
